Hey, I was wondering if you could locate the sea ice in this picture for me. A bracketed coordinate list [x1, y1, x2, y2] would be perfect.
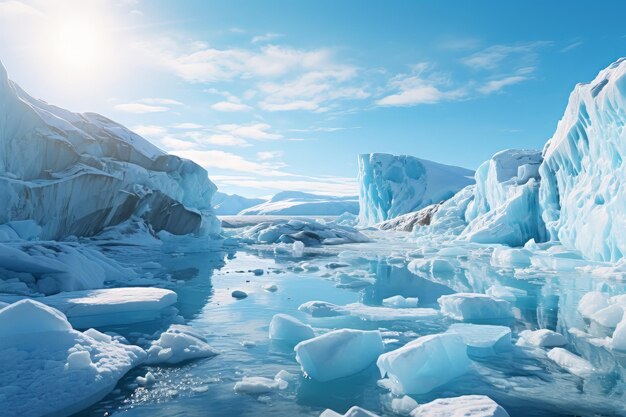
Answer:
[241, 218, 368, 246]
[41, 287, 177, 328]
[391, 395, 419, 415]
[234, 376, 287, 394]
[547, 347, 595, 378]
[146, 324, 218, 364]
[382, 295, 419, 308]
[410, 395, 510, 417]
[438, 293, 514, 322]
[298, 300, 348, 317]
[377, 333, 470, 394]
[294, 329, 384, 381]
[320, 406, 381, 417]
[485, 285, 527, 302]
[0, 299, 145, 417]
[577, 291, 610, 319]
[269, 313, 315, 345]
[612, 316, 626, 351]
[517, 329, 567, 348]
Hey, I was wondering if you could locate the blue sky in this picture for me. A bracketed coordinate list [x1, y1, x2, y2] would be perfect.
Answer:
[1, 0, 625, 197]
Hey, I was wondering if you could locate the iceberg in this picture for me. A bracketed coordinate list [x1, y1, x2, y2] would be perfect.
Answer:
[377, 333, 471, 395]
[145, 324, 218, 364]
[241, 218, 369, 246]
[234, 375, 288, 394]
[269, 313, 315, 345]
[0, 59, 219, 240]
[0, 300, 145, 417]
[294, 329, 384, 381]
[539, 58, 626, 261]
[212, 192, 265, 215]
[438, 293, 514, 322]
[239, 191, 359, 215]
[357, 153, 474, 225]
[517, 329, 567, 348]
[410, 395, 510, 417]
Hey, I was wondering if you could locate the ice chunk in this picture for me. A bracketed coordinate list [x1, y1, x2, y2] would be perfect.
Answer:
[485, 285, 527, 302]
[357, 153, 474, 225]
[146, 324, 218, 364]
[590, 304, 624, 328]
[241, 218, 368, 246]
[0, 299, 145, 417]
[517, 329, 567, 348]
[377, 333, 470, 395]
[612, 316, 626, 351]
[382, 295, 419, 308]
[136, 371, 156, 386]
[41, 287, 177, 328]
[391, 395, 419, 416]
[269, 313, 315, 345]
[263, 283, 278, 292]
[239, 191, 359, 215]
[577, 292, 610, 319]
[343, 303, 441, 322]
[547, 348, 595, 378]
[446, 323, 512, 356]
[438, 293, 514, 322]
[295, 329, 384, 381]
[293, 240, 305, 256]
[298, 300, 348, 317]
[234, 376, 287, 394]
[410, 395, 510, 417]
[320, 406, 381, 417]
[490, 246, 532, 268]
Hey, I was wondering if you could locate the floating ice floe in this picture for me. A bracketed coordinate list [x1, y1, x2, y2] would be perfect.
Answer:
[40, 287, 177, 328]
[446, 323, 512, 356]
[146, 324, 218, 364]
[295, 329, 384, 381]
[516, 329, 567, 348]
[377, 333, 470, 395]
[577, 291, 610, 319]
[269, 313, 315, 346]
[263, 283, 278, 292]
[298, 301, 349, 318]
[438, 293, 514, 322]
[410, 395, 510, 417]
[490, 246, 532, 268]
[382, 295, 419, 308]
[547, 347, 595, 378]
[391, 395, 419, 415]
[0, 299, 145, 417]
[234, 375, 288, 394]
[320, 406, 381, 417]
[240, 218, 369, 246]
[342, 303, 440, 322]
[485, 285, 527, 302]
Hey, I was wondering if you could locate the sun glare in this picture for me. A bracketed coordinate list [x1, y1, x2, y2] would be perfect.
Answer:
[50, 18, 102, 71]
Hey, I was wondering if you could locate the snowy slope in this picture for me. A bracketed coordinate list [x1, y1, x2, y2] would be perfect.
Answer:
[0, 60, 220, 239]
[239, 191, 359, 215]
[212, 192, 265, 215]
[357, 153, 474, 225]
[539, 58, 626, 262]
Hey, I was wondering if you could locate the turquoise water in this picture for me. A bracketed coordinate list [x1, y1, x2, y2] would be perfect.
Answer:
[75, 238, 626, 417]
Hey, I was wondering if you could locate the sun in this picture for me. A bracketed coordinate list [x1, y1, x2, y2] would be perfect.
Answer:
[49, 16, 103, 72]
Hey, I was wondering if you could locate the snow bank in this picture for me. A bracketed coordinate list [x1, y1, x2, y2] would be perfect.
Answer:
[358, 153, 474, 225]
[241, 218, 369, 246]
[295, 329, 384, 381]
[377, 333, 470, 395]
[438, 293, 514, 322]
[0, 299, 145, 417]
[42, 287, 178, 328]
[240, 191, 359, 215]
[539, 58, 626, 261]
[146, 324, 218, 364]
[0, 59, 219, 240]
[461, 149, 546, 246]
[410, 395, 510, 417]
[269, 313, 315, 345]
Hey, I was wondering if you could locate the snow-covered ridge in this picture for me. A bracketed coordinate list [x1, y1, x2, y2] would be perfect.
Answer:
[0, 60, 220, 239]
[357, 153, 474, 225]
[212, 192, 265, 215]
[539, 58, 626, 262]
[239, 191, 359, 215]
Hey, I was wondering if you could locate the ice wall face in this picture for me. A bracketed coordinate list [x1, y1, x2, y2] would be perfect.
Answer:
[539, 58, 626, 262]
[0, 60, 220, 239]
[357, 153, 474, 225]
[461, 149, 546, 246]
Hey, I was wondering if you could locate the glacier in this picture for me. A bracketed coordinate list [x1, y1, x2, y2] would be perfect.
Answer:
[0, 60, 220, 240]
[239, 191, 359, 216]
[357, 153, 474, 225]
[212, 192, 265, 215]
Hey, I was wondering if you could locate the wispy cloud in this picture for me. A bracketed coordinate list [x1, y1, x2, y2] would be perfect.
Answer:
[115, 103, 170, 113]
[215, 123, 282, 141]
[257, 150, 283, 160]
[172, 150, 289, 176]
[560, 40, 583, 53]
[251, 33, 283, 44]
[211, 101, 252, 112]
[211, 175, 358, 196]
[461, 41, 551, 71]
[478, 75, 528, 94]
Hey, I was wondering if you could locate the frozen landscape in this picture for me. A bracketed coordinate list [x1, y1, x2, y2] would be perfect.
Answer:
[1, 2, 626, 416]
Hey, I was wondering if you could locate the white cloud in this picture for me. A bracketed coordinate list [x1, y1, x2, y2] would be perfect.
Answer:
[257, 150, 283, 160]
[461, 42, 551, 70]
[114, 103, 169, 113]
[211, 101, 252, 112]
[251, 33, 283, 44]
[132, 125, 168, 137]
[211, 175, 358, 196]
[188, 133, 250, 147]
[161, 136, 196, 150]
[478, 76, 528, 94]
[172, 150, 289, 176]
[139, 97, 183, 106]
[215, 123, 282, 141]
[171, 123, 204, 129]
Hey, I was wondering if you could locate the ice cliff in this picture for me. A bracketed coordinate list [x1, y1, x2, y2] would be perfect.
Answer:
[539, 58, 626, 262]
[0, 60, 220, 239]
[357, 153, 474, 225]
